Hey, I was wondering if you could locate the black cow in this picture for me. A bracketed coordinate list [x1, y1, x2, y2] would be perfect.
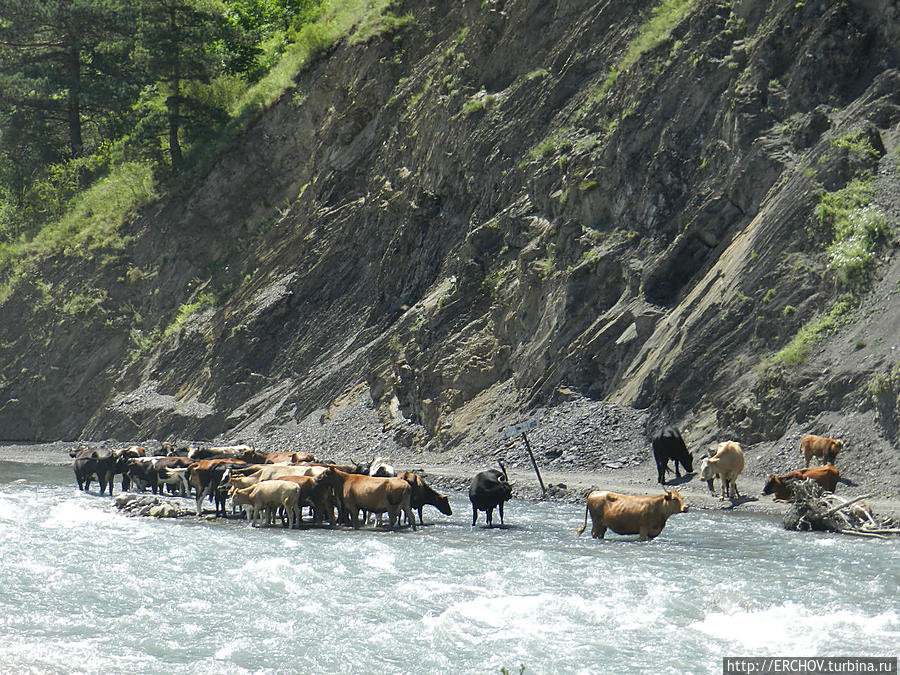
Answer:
[72, 449, 129, 496]
[652, 425, 693, 485]
[128, 456, 193, 494]
[469, 465, 512, 527]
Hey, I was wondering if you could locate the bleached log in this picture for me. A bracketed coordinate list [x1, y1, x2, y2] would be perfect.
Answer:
[822, 493, 873, 519]
[839, 529, 889, 540]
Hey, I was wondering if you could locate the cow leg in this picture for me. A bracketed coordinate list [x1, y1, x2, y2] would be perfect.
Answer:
[591, 521, 606, 539]
[498, 501, 505, 525]
[471, 505, 478, 526]
[674, 462, 681, 479]
[404, 503, 416, 531]
[486, 508, 494, 527]
[656, 461, 666, 485]
[417, 506, 424, 527]
[195, 486, 210, 516]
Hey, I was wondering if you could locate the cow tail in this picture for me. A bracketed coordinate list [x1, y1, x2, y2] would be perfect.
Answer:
[575, 501, 589, 537]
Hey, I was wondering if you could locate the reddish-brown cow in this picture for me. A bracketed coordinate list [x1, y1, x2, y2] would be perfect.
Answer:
[762, 465, 840, 501]
[800, 435, 844, 467]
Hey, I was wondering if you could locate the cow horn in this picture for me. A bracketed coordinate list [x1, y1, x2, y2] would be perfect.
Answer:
[498, 461, 508, 478]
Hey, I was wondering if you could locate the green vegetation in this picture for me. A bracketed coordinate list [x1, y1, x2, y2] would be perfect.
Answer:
[814, 178, 890, 284]
[529, 129, 574, 160]
[0, 0, 409, 302]
[830, 130, 881, 161]
[868, 361, 900, 396]
[461, 91, 496, 116]
[600, 0, 695, 93]
[771, 295, 854, 366]
[162, 292, 217, 341]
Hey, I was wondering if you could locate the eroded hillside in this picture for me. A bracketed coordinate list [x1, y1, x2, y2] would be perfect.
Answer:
[1, 0, 899, 479]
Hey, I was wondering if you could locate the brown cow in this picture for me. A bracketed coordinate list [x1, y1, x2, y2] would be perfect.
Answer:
[268, 474, 337, 525]
[800, 434, 844, 467]
[762, 465, 840, 501]
[396, 471, 452, 525]
[575, 490, 687, 541]
[318, 468, 416, 531]
[187, 458, 247, 516]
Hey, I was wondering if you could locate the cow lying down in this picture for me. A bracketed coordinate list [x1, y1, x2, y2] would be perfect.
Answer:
[575, 490, 687, 541]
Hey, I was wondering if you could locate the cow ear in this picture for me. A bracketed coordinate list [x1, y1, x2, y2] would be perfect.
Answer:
[664, 491, 673, 500]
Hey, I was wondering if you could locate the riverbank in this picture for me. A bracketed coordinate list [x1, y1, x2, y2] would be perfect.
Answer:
[4, 440, 898, 521]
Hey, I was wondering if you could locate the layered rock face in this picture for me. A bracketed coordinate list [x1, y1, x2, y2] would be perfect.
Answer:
[1, 0, 898, 464]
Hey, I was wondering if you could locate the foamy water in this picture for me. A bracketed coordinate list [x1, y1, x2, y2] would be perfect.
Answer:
[0, 462, 897, 673]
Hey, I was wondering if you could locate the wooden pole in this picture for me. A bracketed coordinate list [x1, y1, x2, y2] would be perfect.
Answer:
[521, 432, 547, 498]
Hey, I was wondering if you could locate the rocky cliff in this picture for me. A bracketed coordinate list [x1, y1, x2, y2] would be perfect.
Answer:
[1, 0, 899, 482]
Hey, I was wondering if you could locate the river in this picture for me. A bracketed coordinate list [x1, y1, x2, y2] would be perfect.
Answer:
[0, 462, 897, 674]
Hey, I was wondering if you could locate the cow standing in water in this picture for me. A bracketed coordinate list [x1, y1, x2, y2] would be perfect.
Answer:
[576, 490, 687, 541]
[469, 465, 512, 527]
[652, 426, 693, 485]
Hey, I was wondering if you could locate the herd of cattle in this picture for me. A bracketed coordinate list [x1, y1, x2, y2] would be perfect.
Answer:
[70, 444, 511, 530]
[69, 428, 847, 541]
[579, 428, 846, 541]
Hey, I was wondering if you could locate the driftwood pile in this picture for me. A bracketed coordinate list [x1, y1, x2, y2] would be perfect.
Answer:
[783, 480, 899, 539]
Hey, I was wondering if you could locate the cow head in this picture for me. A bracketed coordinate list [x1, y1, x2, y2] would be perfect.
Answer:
[434, 493, 453, 516]
[664, 490, 687, 513]
[350, 456, 372, 475]
[761, 475, 779, 495]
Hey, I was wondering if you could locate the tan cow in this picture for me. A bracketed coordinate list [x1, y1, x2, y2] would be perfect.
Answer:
[317, 468, 416, 531]
[699, 441, 745, 500]
[229, 479, 302, 528]
[231, 464, 327, 483]
[264, 451, 317, 465]
[800, 434, 844, 467]
[575, 490, 687, 541]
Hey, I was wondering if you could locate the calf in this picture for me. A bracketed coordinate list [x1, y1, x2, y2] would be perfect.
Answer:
[800, 434, 844, 467]
[699, 441, 745, 500]
[469, 466, 513, 527]
[396, 471, 452, 525]
[652, 426, 693, 485]
[229, 480, 302, 528]
[575, 490, 687, 541]
[762, 465, 840, 501]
